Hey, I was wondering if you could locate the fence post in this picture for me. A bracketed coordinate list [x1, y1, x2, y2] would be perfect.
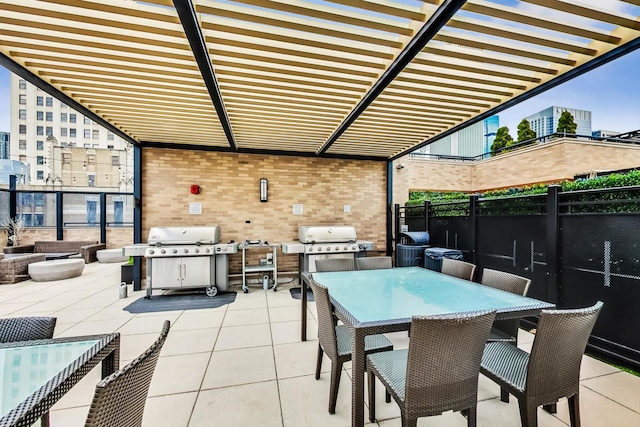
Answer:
[132, 144, 143, 291]
[56, 191, 63, 241]
[394, 203, 400, 250]
[424, 200, 430, 232]
[9, 175, 16, 221]
[470, 194, 479, 265]
[546, 185, 561, 305]
[99, 192, 107, 244]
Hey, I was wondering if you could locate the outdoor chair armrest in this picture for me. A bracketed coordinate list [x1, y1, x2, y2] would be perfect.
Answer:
[81, 243, 106, 263]
[3, 244, 35, 254]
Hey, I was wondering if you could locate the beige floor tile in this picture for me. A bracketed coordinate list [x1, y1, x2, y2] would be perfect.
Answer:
[120, 332, 160, 361]
[189, 381, 282, 427]
[171, 309, 227, 331]
[0, 302, 39, 315]
[202, 345, 276, 389]
[269, 305, 308, 323]
[12, 298, 80, 314]
[50, 307, 102, 324]
[517, 328, 535, 345]
[271, 320, 310, 345]
[161, 327, 219, 356]
[116, 314, 180, 335]
[49, 405, 90, 426]
[222, 307, 269, 326]
[55, 318, 131, 337]
[214, 323, 272, 350]
[149, 353, 211, 397]
[274, 340, 330, 379]
[554, 385, 640, 427]
[84, 305, 136, 321]
[582, 371, 640, 413]
[267, 286, 302, 308]
[64, 296, 117, 310]
[580, 355, 621, 380]
[142, 392, 198, 427]
[227, 290, 268, 310]
[52, 363, 102, 409]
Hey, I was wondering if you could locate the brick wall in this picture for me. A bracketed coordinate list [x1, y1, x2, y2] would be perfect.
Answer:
[142, 149, 387, 275]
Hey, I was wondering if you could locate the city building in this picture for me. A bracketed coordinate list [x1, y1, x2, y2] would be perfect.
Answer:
[0, 131, 9, 159]
[525, 106, 592, 137]
[592, 130, 621, 138]
[9, 73, 131, 185]
[0, 159, 29, 185]
[415, 116, 499, 157]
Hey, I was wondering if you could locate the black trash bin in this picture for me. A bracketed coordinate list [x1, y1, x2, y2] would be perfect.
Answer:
[424, 247, 464, 272]
[396, 231, 430, 267]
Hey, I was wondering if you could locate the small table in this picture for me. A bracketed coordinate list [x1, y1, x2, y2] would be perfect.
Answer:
[0, 333, 120, 427]
[240, 242, 279, 293]
[307, 267, 555, 427]
[44, 252, 79, 260]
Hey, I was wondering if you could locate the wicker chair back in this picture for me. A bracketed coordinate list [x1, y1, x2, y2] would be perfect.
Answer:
[441, 259, 476, 281]
[314, 258, 355, 272]
[0, 316, 56, 343]
[356, 256, 392, 270]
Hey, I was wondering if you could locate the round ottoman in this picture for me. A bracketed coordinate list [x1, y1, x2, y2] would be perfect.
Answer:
[29, 259, 85, 282]
[97, 248, 128, 263]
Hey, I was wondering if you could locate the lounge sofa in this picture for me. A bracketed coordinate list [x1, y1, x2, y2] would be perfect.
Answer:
[0, 253, 47, 284]
[3, 240, 106, 264]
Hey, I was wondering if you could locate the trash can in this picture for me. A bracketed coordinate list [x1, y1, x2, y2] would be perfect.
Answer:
[424, 247, 464, 272]
[399, 231, 430, 246]
[396, 244, 430, 267]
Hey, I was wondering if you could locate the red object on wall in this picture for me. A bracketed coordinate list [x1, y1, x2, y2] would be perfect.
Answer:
[190, 184, 200, 194]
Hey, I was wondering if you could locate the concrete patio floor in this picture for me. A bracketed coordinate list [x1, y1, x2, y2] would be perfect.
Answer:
[1, 262, 638, 427]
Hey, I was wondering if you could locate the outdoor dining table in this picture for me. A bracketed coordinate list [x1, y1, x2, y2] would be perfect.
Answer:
[305, 266, 555, 427]
[0, 333, 120, 427]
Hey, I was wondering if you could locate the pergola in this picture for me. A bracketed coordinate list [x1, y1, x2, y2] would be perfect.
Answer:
[1, 0, 639, 162]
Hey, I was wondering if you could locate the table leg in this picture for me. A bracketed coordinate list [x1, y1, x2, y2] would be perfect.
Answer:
[102, 338, 120, 378]
[351, 328, 366, 427]
[301, 276, 308, 341]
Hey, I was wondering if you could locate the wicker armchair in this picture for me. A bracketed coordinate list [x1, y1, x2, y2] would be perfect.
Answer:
[441, 258, 476, 281]
[480, 301, 603, 427]
[366, 310, 496, 427]
[356, 256, 392, 270]
[85, 320, 171, 427]
[314, 258, 355, 272]
[0, 253, 47, 284]
[309, 280, 393, 414]
[0, 316, 57, 426]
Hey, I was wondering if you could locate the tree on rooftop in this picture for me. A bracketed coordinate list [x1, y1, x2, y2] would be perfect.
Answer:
[556, 111, 577, 135]
[517, 119, 536, 143]
[490, 126, 513, 156]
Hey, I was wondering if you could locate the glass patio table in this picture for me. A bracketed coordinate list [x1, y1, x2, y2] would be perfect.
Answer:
[0, 333, 120, 427]
[306, 266, 554, 427]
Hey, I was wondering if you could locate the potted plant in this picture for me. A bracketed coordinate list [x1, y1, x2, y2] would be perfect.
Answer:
[1, 217, 31, 247]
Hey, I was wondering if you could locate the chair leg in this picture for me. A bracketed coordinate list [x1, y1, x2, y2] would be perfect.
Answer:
[518, 401, 538, 427]
[328, 361, 343, 414]
[368, 370, 376, 422]
[41, 412, 50, 427]
[543, 403, 557, 413]
[315, 344, 323, 380]
[568, 393, 581, 427]
[500, 387, 510, 403]
[465, 405, 477, 427]
[385, 389, 391, 403]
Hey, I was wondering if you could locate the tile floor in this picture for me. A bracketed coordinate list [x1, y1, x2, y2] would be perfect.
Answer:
[1, 262, 639, 426]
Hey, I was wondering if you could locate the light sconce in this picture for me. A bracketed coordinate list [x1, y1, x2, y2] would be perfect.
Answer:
[396, 163, 406, 170]
[260, 178, 268, 202]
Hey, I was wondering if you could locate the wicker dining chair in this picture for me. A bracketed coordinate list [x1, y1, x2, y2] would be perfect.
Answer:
[480, 301, 603, 427]
[356, 256, 393, 270]
[441, 258, 476, 281]
[0, 316, 57, 427]
[366, 310, 496, 427]
[0, 316, 57, 343]
[314, 258, 355, 272]
[309, 280, 393, 414]
[84, 320, 171, 427]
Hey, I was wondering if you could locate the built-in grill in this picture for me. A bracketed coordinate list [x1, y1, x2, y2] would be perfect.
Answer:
[123, 226, 238, 298]
[281, 226, 374, 273]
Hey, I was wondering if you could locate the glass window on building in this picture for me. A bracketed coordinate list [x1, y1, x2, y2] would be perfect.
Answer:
[19, 125, 26, 134]
[34, 214, 44, 227]
[19, 140, 27, 149]
[37, 156, 44, 165]
[37, 140, 44, 150]
[19, 155, 27, 162]
[92, 144, 99, 148]
[60, 128, 67, 137]
[19, 109, 26, 119]
[61, 112, 67, 122]
[19, 79, 26, 89]
[84, 116, 90, 124]
[70, 128, 76, 137]
[45, 97, 53, 107]
[87, 154, 96, 164]
[37, 126, 44, 136]
[34, 194, 45, 206]
[36, 96, 43, 106]
[46, 127, 53, 136]
[107, 131, 114, 141]
[20, 193, 33, 206]
[19, 95, 26, 105]
[111, 155, 120, 166]
[36, 170, 44, 180]
[37, 111, 44, 121]
[114, 201, 124, 224]
[63, 153, 71, 164]
[88, 174, 96, 188]
[61, 103, 67, 109]
[70, 114, 76, 123]
[87, 200, 97, 223]
[84, 129, 90, 139]
[107, 145, 114, 149]
[20, 214, 32, 227]
[84, 143, 91, 148]
[46, 112, 53, 121]
[92, 129, 99, 139]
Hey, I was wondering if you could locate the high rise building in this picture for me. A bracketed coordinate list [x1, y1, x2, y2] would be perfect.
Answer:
[416, 116, 499, 157]
[525, 106, 592, 138]
[592, 130, 621, 138]
[9, 73, 130, 184]
[0, 131, 9, 159]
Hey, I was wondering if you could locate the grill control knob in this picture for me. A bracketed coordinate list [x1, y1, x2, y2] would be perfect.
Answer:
[194, 248, 199, 254]
[216, 247, 221, 252]
[172, 249, 178, 254]
[148, 249, 154, 255]
[160, 249, 166, 254]
[352, 245, 357, 250]
[184, 248, 189, 254]
[205, 248, 211, 253]
[317, 247, 322, 252]
[344, 246, 348, 250]
[308, 247, 313, 252]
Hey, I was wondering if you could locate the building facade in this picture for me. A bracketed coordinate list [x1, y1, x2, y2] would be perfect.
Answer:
[0, 131, 9, 159]
[592, 130, 621, 138]
[415, 116, 499, 157]
[526, 106, 592, 137]
[9, 73, 131, 184]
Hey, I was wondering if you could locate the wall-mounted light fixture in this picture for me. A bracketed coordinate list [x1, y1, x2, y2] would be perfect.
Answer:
[260, 178, 268, 202]
[396, 163, 406, 169]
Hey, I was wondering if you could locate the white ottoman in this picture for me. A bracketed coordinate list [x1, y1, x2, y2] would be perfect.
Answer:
[29, 259, 85, 282]
[97, 248, 128, 263]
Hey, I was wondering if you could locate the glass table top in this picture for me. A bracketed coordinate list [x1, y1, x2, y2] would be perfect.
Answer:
[0, 339, 100, 419]
[312, 267, 552, 325]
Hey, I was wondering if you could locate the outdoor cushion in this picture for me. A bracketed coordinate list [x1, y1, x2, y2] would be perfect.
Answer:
[97, 249, 128, 263]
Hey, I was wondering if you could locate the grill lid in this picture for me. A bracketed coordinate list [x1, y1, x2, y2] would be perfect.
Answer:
[298, 226, 356, 243]
[147, 226, 221, 245]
